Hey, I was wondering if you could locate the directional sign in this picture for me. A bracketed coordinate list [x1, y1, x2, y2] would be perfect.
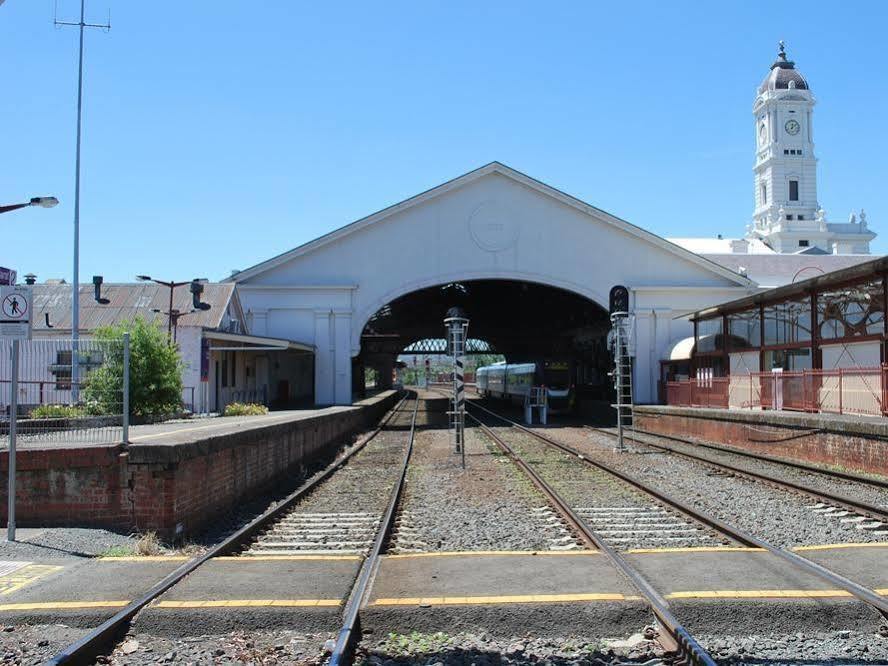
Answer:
[0, 286, 32, 340]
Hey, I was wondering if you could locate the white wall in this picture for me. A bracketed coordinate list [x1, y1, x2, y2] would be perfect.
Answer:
[821, 340, 881, 369]
[236, 167, 753, 404]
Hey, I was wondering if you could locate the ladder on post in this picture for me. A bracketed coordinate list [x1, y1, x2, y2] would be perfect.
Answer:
[610, 314, 634, 453]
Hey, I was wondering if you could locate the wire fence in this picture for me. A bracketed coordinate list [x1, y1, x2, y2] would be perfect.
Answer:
[0, 337, 128, 447]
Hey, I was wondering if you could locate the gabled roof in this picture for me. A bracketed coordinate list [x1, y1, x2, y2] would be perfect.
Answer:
[31, 282, 242, 333]
[227, 162, 755, 288]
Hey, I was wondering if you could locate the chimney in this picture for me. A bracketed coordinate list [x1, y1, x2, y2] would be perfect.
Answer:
[24, 273, 37, 285]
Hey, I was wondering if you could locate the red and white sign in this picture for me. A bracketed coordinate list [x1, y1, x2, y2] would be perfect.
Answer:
[0, 286, 32, 340]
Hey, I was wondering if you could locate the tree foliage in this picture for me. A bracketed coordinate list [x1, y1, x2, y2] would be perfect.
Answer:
[84, 318, 183, 416]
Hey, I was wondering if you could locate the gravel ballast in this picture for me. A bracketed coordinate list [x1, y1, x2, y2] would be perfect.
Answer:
[391, 425, 580, 552]
[631, 428, 888, 511]
[549, 425, 888, 548]
[480, 424, 727, 550]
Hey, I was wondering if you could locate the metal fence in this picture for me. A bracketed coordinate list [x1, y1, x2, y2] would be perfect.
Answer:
[666, 366, 888, 418]
[0, 337, 129, 447]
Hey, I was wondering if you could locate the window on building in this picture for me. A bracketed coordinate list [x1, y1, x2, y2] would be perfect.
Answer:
[799, 240, 809, 247]
[221, 355, 229, 388]
[231, 352, 237, 386]
[696, 317, 724, 353]
[819, 279, 886, 339]
[786, 214, 794, 220]
[727, 310, 761, 350]
[51, 350, 73, 391]
[760, 183, 767, 205]
[764, 297, 812, 346]
[798, 215, 805, 221]
[784, 150, 789, 155]
[789, 180, 799, 201]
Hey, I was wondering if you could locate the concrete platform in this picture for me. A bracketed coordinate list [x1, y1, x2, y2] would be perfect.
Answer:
[635, 404, 888, 476]
[0, 544, 884, 637]
[0, 390, 401, 536]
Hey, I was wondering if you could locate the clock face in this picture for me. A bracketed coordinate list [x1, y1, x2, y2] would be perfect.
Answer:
[785, 119, 801, 136]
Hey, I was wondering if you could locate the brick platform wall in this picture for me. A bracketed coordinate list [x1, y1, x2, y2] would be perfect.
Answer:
[0, 391, 400, 537]
[635, 406, 888, 476]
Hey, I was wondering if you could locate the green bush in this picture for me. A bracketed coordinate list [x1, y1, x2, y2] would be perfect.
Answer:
[84, 318, 184, 417]
[223, 402, 268, 416]
[29, 404, 86, 419]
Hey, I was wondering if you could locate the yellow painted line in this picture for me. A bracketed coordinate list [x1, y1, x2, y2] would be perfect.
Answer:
[626, 547, 766, 554]
[213, 555, 364, 562]
[0, 565, 63, 597]
[666, 589, 852, 599]
[0, 600, 129, 611]
[153, 599, 341, 608]
[96, 555, 191, 562]
[371, 592, 635, 606]
[793, 542, 888, 552]
[384, 550, 599, 559]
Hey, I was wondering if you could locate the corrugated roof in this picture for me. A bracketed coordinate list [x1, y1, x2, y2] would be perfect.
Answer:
[30, 282, 236, 333]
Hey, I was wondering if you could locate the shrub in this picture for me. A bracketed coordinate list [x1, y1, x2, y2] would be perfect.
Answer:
[223, 402, 268, 417]
[84, 318, 184, 416]
[29, 404, 85, 419]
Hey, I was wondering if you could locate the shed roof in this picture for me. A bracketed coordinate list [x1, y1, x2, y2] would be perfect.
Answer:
[30, 282, 239, 333]
[690, 255, 888, 321]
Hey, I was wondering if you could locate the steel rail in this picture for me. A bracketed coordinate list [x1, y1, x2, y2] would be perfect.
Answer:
[467, 402, 888, 621]
[629, 426, 888, 490]
[329, 396, 419, 666]
[587, 426, 888, 523]
[47, 393, 411, 666]
[468, 413, 716, 666]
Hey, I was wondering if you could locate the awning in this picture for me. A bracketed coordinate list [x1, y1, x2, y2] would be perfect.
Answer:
[663, 336, 696, 361]
[204, 331, 314, 353]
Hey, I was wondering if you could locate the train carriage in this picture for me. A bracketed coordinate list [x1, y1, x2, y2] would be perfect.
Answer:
[476, 361, 574, 413]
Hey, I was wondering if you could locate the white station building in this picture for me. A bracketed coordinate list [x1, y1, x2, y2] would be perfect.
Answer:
[229, 44, 877, 406]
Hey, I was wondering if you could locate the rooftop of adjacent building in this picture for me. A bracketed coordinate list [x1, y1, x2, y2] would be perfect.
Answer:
[23, 280, 244, 334]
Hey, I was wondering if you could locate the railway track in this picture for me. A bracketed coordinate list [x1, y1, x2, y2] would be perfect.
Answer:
[468, 413, 717, 665]
[587, 426, 888, 533]
[45, 394, 417, 666]
[466, 401, 888, 640]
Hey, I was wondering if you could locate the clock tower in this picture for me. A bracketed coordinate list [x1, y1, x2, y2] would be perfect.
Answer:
[747, 42, 874, 253]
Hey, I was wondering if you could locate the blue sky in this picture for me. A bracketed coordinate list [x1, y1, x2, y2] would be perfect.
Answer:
[3, 1, 888, 283]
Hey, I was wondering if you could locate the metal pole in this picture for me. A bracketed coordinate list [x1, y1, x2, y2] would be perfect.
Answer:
[167, 284, 174, 340]
[7, 340, 19, 542]
[71, 0, 86, 403]
[122, 332, 130, 444]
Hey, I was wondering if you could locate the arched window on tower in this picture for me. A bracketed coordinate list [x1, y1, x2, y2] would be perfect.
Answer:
[760, 183, 768, 205]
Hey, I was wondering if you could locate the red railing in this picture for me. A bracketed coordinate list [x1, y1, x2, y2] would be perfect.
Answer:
[667, 366, 888, 417]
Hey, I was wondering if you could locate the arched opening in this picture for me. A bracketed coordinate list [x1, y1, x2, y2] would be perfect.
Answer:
[355, 279, 614, 410]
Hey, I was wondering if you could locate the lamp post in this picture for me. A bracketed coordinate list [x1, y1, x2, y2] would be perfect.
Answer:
[137, 276, 210, 340]
[0, 197, 59, 215]
[150, 308, 196, 343]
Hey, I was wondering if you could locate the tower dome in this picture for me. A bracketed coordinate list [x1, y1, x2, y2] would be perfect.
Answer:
[758, 41, 809, 93]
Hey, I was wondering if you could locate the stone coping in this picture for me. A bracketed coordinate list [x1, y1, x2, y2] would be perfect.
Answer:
[635, 404, 888, 439]
[125, 390, 399, 464]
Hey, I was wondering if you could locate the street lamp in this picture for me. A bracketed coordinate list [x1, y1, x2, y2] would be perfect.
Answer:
[0, 197, 59, 215]
[137, 275, 211, 340]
